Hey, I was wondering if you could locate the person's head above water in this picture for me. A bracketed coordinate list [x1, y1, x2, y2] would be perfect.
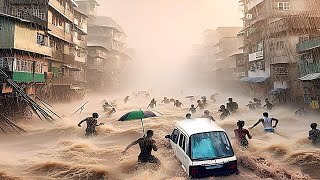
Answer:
[92, 113, 99, 118]
[197, 100, 201, 103]
[204, 110, 209, 115]
[311, 123, 317, 129]
[237, 120, 245, 128]
[186, 113, 191, 119]
[191, 104, 195, 107]
[228, 98, 233, 102]
[263, 112, 268, 117]
[146, 130, 154, 138]
[220, 105, 226, 109]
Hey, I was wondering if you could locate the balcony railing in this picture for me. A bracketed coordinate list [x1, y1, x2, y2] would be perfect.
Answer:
[0, 6, 47, 28]
[299, 62, 320, 77]
[297, 37, 320, 53]
[52, 75, 85, 85]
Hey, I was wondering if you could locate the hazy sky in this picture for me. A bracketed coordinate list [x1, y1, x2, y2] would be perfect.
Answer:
[98, 0, 242, 60]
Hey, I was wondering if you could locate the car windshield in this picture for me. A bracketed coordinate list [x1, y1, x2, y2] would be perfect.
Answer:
[190, 131, 234, 161]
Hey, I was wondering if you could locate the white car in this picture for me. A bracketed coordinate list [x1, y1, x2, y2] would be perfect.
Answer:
[165, 118, 238, 178]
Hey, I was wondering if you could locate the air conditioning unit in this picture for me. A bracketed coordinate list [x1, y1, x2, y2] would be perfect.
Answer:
[246, 14, 253, 20]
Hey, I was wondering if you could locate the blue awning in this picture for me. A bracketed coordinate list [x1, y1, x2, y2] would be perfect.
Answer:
[299, 73, 320, 81]
[240, 77, 268, 83]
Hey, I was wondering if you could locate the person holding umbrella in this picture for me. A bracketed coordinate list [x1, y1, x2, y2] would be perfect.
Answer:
[123, 130, 160, 165]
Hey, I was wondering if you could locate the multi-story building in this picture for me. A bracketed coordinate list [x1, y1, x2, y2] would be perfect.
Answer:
[202, 27, 242, 89]
[240, 0, 320, 100]
[0, 13, 50, 95]
[0, 0, 88, 101]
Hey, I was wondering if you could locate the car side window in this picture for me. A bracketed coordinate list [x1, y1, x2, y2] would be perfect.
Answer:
[178, 133, 186, 151]
[171, 129, 180, 144]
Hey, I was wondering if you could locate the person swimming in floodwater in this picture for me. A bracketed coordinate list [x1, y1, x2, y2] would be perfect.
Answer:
[148, 98, 157, 109]
[186, 113, 192, 119]
[123, 130, 160, 165]
[201, 110, 215, 121]
[264, 98, 273, 110]
[309, 123, 320, 147]
[124, 96, 129, 103]
[253, 98, 262, 109]
[247, 101, 256, 110]
[196, 100, 204, 110]
[219, 105, 230, 120]
[106, 107, 116, 116]
[201, 96, 208, 107]
[227, 98, 238, 113]
[295, 107, 308, 117]
[78, 113, 104, 137]
[174, 100, 184, 108]
[234, 120, 252, 149]
[161, 97, 170, 104]
[189, 104, 196, 113]
[250, 112, 279, 133]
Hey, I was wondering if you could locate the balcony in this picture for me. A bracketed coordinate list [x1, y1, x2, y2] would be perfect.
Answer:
[299, 62, 320, 77]
[48, 23, 65, 40]
[49, 0, 65, 14]
[0, 6, 47, 28]
[63, 53, 75, 64]
[249, 51, 263, 62]
[52, 75, 85, 85]
[52, 50, 64, 62]
[297, 37, 320, 53]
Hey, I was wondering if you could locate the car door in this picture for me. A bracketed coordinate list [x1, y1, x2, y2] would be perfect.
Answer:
[169, 129, 180, 154]
[176, 132, 189, 172]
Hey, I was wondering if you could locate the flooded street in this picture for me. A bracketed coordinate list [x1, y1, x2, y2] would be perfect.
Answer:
[0, 91, 319, 180]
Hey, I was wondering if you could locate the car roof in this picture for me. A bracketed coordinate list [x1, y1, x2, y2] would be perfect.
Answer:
[175, 118, 225, 136]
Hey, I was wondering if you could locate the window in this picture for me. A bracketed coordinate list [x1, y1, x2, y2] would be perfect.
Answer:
[178, 133, 186, 151]
[190, 132, 234, 161]
[278, 2, 290, 10]
[276, 41, 285, 50]
[37, 33, 48, 46]
[171, 129, 180, 144]
[65, 23, 70, 33]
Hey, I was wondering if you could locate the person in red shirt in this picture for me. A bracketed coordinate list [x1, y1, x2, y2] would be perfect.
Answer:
[234, 120, 252, 149]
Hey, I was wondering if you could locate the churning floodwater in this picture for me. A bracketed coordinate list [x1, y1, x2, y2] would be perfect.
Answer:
[0, 90, 319, 180]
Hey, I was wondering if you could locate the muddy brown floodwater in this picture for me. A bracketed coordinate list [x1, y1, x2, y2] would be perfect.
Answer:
[0, 91, 319, 180]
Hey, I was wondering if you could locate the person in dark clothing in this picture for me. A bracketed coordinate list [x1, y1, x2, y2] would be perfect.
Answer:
[253, 98, 262, 109]
[219, 105, 230, 120]
[174, 100, 184, 108]
[78, 113, 104, 137]
[189, 104, 196, 113]
[264, 98, 273, 110]
[201, 110, 215, 121]
[123, 130, 160, 164]
[247, 101, 256, 110]
[148, 98, 157, 109]
[196, 100, 204, 110]
[186, 113, 192, 119]
[309, 123, 320, 147]
[227, 98, 238, 113]
[201, 96, 208, 107]
[124, 96, 130, 103]
[161, 97, 170, 104]
[234, 120, 252, 149]
[295, 107, 308, 117]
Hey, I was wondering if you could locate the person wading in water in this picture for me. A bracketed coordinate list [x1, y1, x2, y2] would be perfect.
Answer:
[234, 120, 252, 149]
[78, 113, 104, 137]
[123, 130, 160, 165]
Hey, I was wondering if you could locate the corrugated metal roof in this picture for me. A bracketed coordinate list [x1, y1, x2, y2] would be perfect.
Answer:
[240, 77, 268, 83]
[299, 73, 320, 81]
